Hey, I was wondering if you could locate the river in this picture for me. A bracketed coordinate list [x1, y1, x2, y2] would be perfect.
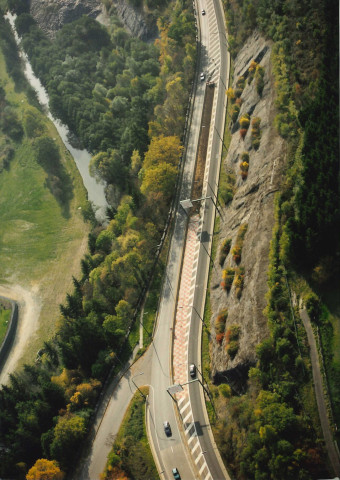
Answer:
[5, 12, 109, 222]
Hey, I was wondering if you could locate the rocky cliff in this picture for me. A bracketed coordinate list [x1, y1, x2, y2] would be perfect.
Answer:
[29, 0, 103, 38]
[29, 0, 157, 41]
[111, 0, 158, 41]
[210, 31, 286, 393]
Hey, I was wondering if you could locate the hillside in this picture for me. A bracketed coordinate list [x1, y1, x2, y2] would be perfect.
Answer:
[207, 0, 339, 478]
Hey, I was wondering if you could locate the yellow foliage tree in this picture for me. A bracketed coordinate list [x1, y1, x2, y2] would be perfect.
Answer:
[26, 459, 64, 480]
[143, 135, 183, 169]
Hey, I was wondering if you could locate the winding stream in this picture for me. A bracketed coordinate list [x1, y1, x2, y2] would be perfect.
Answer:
[5, 12, 108, 222]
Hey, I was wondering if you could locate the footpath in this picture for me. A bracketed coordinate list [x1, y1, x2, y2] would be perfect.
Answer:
[300, 308, 340, 476]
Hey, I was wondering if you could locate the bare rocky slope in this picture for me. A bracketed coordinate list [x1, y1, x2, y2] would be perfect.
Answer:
[210, 31, 286, 393]
[29, 0, 103, 38]
[29, 0, 157, 41]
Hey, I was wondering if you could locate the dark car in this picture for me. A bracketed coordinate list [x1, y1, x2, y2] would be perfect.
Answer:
[172, 467, 181, 479]
[189, 364, 196, 378]
[164, 421, 172, 437]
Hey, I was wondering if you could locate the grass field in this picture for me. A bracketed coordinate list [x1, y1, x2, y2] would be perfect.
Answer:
[0, 48, 90, 366]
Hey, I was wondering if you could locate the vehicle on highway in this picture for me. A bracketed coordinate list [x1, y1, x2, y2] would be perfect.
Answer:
[201, 9, 206, 15]
[172, 467, 181, 479]
[200, 72, 205, 81]
[164, 421, 172, 437]
[189, 364, 196, 378]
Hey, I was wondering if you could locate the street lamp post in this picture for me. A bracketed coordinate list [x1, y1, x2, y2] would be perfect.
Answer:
[214, 125, 228, 152]
[207, 181, 224, 219]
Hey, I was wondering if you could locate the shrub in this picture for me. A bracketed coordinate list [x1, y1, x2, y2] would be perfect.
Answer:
[241, 151, 249, 162]
[231, 245, 242, 263]
[227, 87, 235, 102]
[219, 169, 236, 205]
[234, 267, 245, 298]
[237, 224, 248, 242]
[240, 161, 249, 179]
[235, 97, 243, 106]
[216, 333, 224, 345]
[239, 128, 247, 139]
[252, 138, 260, 150]
[215, 309, 228, 340]
[229, 324, 241, 339]
[231, 225, 248, 263]
[252, 117, 261, 129]
[251, 117, 261, 150]
[226, 340, 239, 359]
[255, 65, 265, 96]
[221, 268, 236, 290]
[219, 384, 232, 398]
[239, 114, 250, 129]
[305, 293, 321, 323]
[236, 76, 245, 89]
[231, 104, 240, 122]
[248, 60, 258, 83]
[219, 238, 232, 266]
[215, 318, 226, 334]
[234, 88, 243, 98]
[225, 324, 241, 359]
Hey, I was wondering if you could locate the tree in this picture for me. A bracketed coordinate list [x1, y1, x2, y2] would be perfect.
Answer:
[50, 414, 87, 468]
[26, 459, 64, 480]
[141, 162, 177, 205]
[23, 106, 46, 138]
[89, 149, 126, 186]
[34, 136, 60, 170]
[143, 135, 183, 170]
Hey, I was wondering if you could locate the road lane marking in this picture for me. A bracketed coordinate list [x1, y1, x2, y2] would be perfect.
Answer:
[191, 441, 200, 454]
[183, 411, 193, 424]
[199, 463, 208, 475]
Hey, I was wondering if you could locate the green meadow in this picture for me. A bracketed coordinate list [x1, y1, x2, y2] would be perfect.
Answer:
[0, 48, 90, 364]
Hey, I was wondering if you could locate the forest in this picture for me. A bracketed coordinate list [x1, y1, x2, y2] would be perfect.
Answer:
[0, 0, 196, 477]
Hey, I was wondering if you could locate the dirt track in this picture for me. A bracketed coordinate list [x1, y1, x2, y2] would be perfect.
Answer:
[0, 284, 42, 385]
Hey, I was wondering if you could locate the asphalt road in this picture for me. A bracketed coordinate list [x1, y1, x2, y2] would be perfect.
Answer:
[186, 0, 231, 478]
[149, 0, 230, 478]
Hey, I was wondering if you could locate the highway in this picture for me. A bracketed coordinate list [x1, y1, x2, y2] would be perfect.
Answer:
[148, 0, 230, 478]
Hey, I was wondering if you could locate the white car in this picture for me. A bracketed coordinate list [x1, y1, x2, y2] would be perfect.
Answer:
[189, 364, 196, 378]
[200, 72, 205, 81]
[201, 9, 206, 15]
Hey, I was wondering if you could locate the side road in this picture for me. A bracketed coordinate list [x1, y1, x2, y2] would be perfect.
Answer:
[300, 308, 340, 476]
[74, 345, 153, 480]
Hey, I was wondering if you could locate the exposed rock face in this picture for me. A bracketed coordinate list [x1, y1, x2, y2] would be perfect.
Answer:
[210, 31, 286, 393]
[29, 0, 158, 42]
[112, 0, 158, 41]
[30, 0, 103, 38]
